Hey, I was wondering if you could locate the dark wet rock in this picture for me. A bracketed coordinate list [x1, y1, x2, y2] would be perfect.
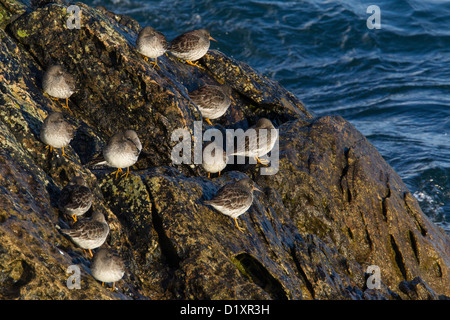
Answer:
[267, 116, 450, 298]
[0, 0, 449, 300]
[0, 0, 26, 28]
[399, 276, 449, 300]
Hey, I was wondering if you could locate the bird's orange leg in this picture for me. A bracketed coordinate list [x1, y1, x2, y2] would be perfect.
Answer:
[234, 218, 245, 232]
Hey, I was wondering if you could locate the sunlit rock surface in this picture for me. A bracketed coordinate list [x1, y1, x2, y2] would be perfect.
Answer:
[0, 0, 448, 299]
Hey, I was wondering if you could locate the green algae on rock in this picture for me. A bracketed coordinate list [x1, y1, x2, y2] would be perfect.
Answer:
[0, 0, 449, 300]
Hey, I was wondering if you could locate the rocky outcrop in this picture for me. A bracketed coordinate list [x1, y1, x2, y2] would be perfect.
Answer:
[0, 0, 448, 300]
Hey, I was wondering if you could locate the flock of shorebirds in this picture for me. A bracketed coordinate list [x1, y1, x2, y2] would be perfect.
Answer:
[38, 26, 278, 291]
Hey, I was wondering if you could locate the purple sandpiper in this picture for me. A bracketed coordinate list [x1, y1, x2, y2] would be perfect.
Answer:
[136, 26, 168, 68]
[91, 248, 125, 291]
[58, 176, 93, 222]
[98, 130, 142, 179]
[229, 118, 278, 165]
[202, 141, 228, 179]
[39, 111, 75, 157]
[168, 29, 216, 68]
[42, 65, 75, 111]
[61, 211, 110, 258]
[189, 84, 231, 125]
[204, 178, 261, 232]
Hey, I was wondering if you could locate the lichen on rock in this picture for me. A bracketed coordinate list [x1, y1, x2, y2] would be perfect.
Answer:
[0, 0, 448, 300]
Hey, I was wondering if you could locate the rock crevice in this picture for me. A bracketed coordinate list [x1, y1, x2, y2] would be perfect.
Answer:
[0, 0, 448, 300]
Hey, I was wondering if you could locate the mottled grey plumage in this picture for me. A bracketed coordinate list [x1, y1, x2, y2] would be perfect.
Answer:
[61, 212, 109, 257]
[189, 84, 231, 125]
[101, 130, 142, 178]
[42, 65, 75, 109]
[136, 26, 168, 67]
[59, 176, 93, 222]
[40, 112, 75, 157]
[229, 118, 278, 164]
[204, 178, 260, 231]
[169, 29, 215, 66]
[202, 141, 228, 178]
[91, 248, 125, 290]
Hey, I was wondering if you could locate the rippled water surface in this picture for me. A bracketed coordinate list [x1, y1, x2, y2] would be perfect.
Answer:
[85, 0, 450, 233]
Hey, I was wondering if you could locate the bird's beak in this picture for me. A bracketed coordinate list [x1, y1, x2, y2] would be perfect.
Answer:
[209, 36, 217, 42]
[253, 186, 262, 192]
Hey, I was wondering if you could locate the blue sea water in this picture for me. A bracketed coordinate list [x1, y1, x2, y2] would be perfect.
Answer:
[85, 0, 449, 233]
